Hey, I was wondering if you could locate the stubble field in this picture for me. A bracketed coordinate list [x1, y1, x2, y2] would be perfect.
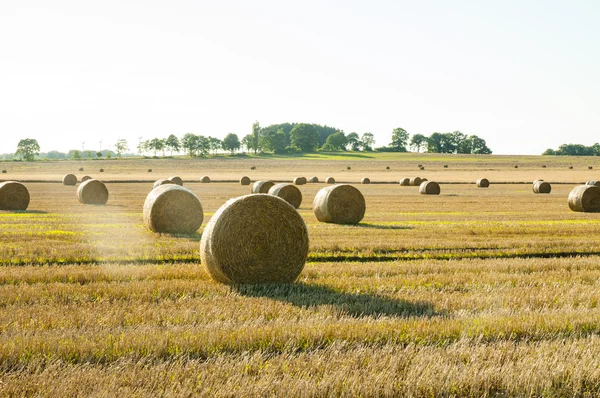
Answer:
[1, 154, 600, 397]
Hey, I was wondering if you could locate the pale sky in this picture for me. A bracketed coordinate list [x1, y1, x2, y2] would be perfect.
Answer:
[1, 0, 599, 155]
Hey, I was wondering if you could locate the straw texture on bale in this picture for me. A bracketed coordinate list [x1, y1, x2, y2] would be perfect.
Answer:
[586, 180, 600, 187]
[568, 185, 600, 212]
[326, 177, 335, 184]
[313, 184, 365, 224]
[200, 176, 211, 183]
[153, 179, 176, 189]
[0, 181, 30, 210]
[400, 178, 410, 186]
[409, 177, 422, 186]
[533, 179, 544, 184]
[240, 176, 251, 185]
[81, 176, 92, 182]
[251, 180, 275, 194]
[293, 177, 307, 185]
[361, 177, 371, 184]
[200, 194, 308, 284]
[268, 183, 303, 208]
[477, 178, 490, 188]
[419, 181, 440, 195]
[309, 176, 319, 183]
[62, 174, 77, 186]
[168, 176, 183, 186]
[143, 184, 204, 234]
[77, 179, 109, 205]
[533, 180, 551, 194]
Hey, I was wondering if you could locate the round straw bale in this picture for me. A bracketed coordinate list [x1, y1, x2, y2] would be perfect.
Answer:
[0, 181, 30, 210]
[293, 177, 307, 185]
[568, 166, 573, 169]
[309, 176, 319, 183]
[81, 176, 92, 182]
[347, 166, 351, 170]
[240, 176, 251, 185]
[533, 180, 551, 194]
[417, 164, 422, 168]
[400, 178, 410, 186]
[419, 181, 440, 195]
[326, 177, 335, 184]
[477, 178, 490, 188]
[168, 176, 183, 186]
[251, 180, 275, 194]
[533, 179, 544, 184]
[148, 169, 152, 172]
[386, 166, 390, 170]
[143, 185, 204, 234]
[514, 165, 518, 169]
[419, 166, 425, 171]
[542, 165, 547, 168]
[268, 183, 302, 208]
[586, 180, 600, 187]
[568, 185, 600, 212]
[361, 177, 370, 184]
[62, 174, 77, 186]
[99, 168, 104, 172]
[250, 166, 256, 170]
[409, 177, 422, 186]
[153, 179, 176, 189]
[589, 166, 593, 170]
[421, 178, 428, 182]
[313, 184, 365, 224]
[77, 179, 109, 205]
[1, 170, 6, 174]
[443, 165, 448, 168]
[78, 167, 84, 172]
[200, 176, 210, 183]
[200, 194, 308, 284]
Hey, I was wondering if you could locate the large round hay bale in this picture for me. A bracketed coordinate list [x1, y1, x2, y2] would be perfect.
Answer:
[568, 185, 600, 212]
[240, 176, 251, 185]
[419, 181, 440, 195]
[586, 180, 600, 187]
[168, 176, 183, 186]
[200, 194, 308, 284]
[533, 180, 551, 194]
[251, 180, 275, 194]
[409, 177, 422, 186]
[326, 177, 335, 184]
[200, 176, 210, 183]
[309, 176, 319, 183]
[268, 183, 302, 208]
[421, 178, 428, 182]
[361, 177, 371, 184]
[153, 179, 176, 189]
[533, 179, 544, 184]
[400, 178, 410, 186]
[62, 174, 77, 186]
[0, 181, 30, 210]
[143, 185, 204, 234]
[77, 179, 109, 205]
[313, 184, 365, 224]
[477, 178, 490, 188]
[81, 175, 92, 182]
[293, 177, 307, 185]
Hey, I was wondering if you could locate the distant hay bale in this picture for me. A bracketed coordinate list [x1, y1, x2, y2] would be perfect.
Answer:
[240, 176, 251, 185]
[400, 178, 410, 186]
[77, 179, 109, 205]
[326, 177, 336, 184]
[386, 166, 390, 170]
[589, 166, 593, 170]
[309, 176, 319, 183]
[148, 169, 152, 172]
[347, 166, 351, 170]
[419, 181, 440, 195]
[586, 180, 600, 187]
[62, 174, 77, 186]
[514, 165, 518, 169]
[568, 185, 600, 212]
[251, 180, 275, 193]
[443, 165, 448, 168]
[250, 166, 256, 170]
[533, 180, 551, 194]
[143, 184, 204, 234]
[361, 177, 370, 184]
[200, 176, 210, 183]
[293, 177, 307, 185]
[409, 177, 422, 186]
[99, 168, 104, 172]
[1, 170, 6, 174]
[78, 167, 84, 172]
[268, 183, 302, 208]
[417, 164, 422, 168]
[169, 176, 183, 186]
[542, 165, 547, 168]
[0, 181, 30, 210]
[477, 178, 490, 188]
[313, 184, 365, 224]
[81, 176, 92, 182]
[200, 194, 308, 284]
[569, 166, 573, 169]
[419, 166, 425, 171]
[153, 179, 176, 189]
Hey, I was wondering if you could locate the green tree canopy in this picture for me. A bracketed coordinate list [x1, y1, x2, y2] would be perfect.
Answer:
[165, 134, 180, 156]
[361, 133, 375, 151]
[290, 124, 320, 152]
[410, 134, 427, 152]
[346, 132, 360, 151]
[322, 132, 347, 151]
[115, 139, 129, 158]
[15, 138, 40, 161]
[222, 133, 241, 154]
[389, 128, 409, 152]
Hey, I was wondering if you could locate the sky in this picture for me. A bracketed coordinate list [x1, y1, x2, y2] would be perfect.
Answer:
[1, 0, 599, 155]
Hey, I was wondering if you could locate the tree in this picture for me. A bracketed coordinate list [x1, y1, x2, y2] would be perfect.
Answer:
[181, 133, 198, 156]
[71, 150, 82, 159]
[222, 133, 241, 155]
[389, 128, 409, 152]
[137, 140, 148, 156]
[346, 132, 361, 151]
[290, 124, 320, 152]
[241, 134, 256, 153]
[115, 139, 129, 158]
[148, 138, 165, 156]
[271, 131, 287, 154]
[252, 121, 260, 154]
[15, 138, 40, 161]
[361, 133, 376, 151]
[323, 132, 347, 151]
[165, 134, 180, 156]
[410, 134, 427, 152]
[467, 135, 492, 154]
[208, 137, 222, 155]
[542, 148, 556, 156]
[96, 151, 103, 158]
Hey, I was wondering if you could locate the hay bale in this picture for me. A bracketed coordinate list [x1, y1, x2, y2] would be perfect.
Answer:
[153, 179, 176, 189]
[240, 176, 251, 185]
[77, 179, 109, 205]
[251, 180, 275, 194]
[200, 176, 210, 183]
[417, 164, 422, 168]
[200, 194, 308, 284]
[443, 165, 448, 168]
[313, 184, 365, 224]
[326, 177, 335, 184]
[347, 166, 351, 170]
[361, 177, 370, 184]
[268, 183, 302, 208]
[589, 166, 593, 170]
[514, 165, 518, 169]
[169, 176, 183, 186]
[0, 181, 30, 210]
[569, 166, 573, 169]
[542, 165, 547, 168]
[409, 177, 422, 186]
[419, 181, 440, 195]
[78, 167, 84, 172]
[99, 168, 104, 172]
[81, 176, 92, 182]
[293, 177, 307, 185]
[400, 178, 410, 186]
[421, 178, 428, 182]
[1, 170, 6, 174]
[62, 174, 77, 186]
[148, 169, 152, 172]
[250, 166, 256, 170]
[586, 180, 600, 187]
[477, 178, 490, 188]
[568, 185, 600, 212]
[533, 180, 551, 194]
[143, 184, 204, 234]
[386, 166, 390, 170]
[419, 166, 425, 171]
[309, 176, 319, 183]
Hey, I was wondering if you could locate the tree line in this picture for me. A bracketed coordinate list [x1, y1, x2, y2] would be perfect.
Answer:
[542, 143, 600, 156]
